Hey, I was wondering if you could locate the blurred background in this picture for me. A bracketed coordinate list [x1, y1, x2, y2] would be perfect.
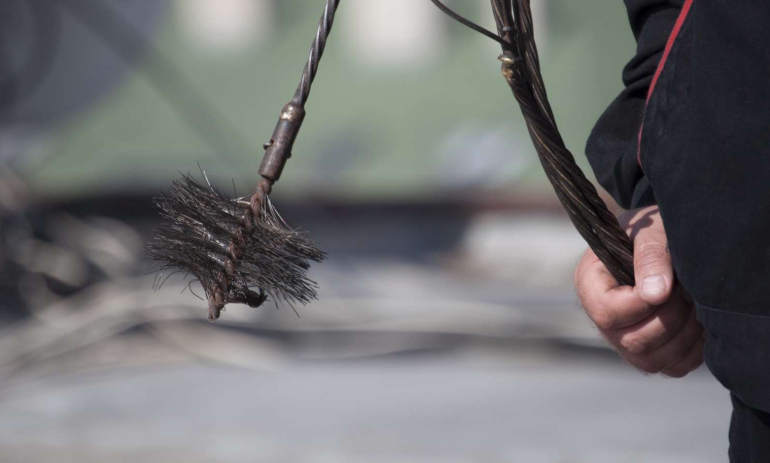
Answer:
[0, 1, 729, 462]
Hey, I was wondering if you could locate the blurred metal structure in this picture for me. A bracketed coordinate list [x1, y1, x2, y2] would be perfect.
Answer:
[0, 0, 168, 126]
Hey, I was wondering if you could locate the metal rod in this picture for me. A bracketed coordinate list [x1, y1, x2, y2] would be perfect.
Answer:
[257, 0, 342, 192]
[294, 0, 342, 106]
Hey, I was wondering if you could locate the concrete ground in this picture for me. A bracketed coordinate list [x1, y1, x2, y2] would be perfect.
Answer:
[0, 358, 729, 463]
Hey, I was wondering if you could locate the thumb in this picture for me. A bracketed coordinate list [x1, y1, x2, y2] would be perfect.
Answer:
[632, 209, 674, 306]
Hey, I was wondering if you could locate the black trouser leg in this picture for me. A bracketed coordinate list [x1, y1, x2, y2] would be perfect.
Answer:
[729, 393, 770, 462]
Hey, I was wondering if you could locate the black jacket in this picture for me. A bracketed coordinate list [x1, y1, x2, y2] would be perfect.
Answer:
[587, 0, 770, 412]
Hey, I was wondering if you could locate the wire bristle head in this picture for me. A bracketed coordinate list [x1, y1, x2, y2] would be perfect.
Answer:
[146, 173, 326, 320]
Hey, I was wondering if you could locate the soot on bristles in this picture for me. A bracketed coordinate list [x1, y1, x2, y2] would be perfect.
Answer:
[146, 173, 326, 322]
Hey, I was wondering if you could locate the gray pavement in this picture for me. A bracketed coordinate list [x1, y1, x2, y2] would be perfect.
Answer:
[0, 358, 730, 463]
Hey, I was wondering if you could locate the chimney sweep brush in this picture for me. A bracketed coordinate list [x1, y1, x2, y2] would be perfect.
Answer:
[148, 0, 341, 321]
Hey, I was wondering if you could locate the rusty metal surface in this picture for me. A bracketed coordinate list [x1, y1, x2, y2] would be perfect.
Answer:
[259, 103, 306, 183]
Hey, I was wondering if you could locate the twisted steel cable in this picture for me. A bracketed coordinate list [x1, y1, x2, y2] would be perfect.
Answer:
[293, 0, 341, 106]
[431, 0, 634, 285]
[495, 0, 634, 285]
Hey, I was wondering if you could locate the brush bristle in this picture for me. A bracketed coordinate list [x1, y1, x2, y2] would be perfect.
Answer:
[146, 173, 326, 319]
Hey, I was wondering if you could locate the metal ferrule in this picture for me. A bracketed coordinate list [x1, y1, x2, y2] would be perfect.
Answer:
[259, 102, 306, 183]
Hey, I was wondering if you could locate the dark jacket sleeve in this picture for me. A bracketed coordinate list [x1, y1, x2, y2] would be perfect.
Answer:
[585, 0, 685, 209]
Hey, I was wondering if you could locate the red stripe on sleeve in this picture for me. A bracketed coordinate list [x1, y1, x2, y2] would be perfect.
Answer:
[638, 0, 694, 166]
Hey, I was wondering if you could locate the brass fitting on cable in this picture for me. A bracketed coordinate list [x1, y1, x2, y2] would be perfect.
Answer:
[259, 102, 307, 183]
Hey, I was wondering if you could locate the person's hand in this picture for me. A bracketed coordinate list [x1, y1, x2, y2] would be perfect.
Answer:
[574, 205, 704, 377]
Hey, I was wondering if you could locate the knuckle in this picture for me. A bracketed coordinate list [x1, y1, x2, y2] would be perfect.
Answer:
[638, 361, 663, 374]
[624, 354, 662, 374]
[670, 306, 690, 327]
[664, 356, 703, 378]
[684, 348, 705, 371]
[592, 308, 619, 331]
[675, 338, 696, 360]
[574, 250, 599, 290]
[635, 243, 669, 271]
[619, 334, 651, 355]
